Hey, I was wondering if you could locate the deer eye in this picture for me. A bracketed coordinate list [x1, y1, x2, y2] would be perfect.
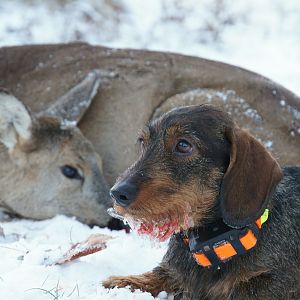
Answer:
[174, 139, 193, 156]
[60, 165, 83, 180]
[137, 137, 146, 151]
[138, 137, 144, 145]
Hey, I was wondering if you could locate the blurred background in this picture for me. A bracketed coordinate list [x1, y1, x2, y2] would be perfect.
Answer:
[0, 0, 299, 95]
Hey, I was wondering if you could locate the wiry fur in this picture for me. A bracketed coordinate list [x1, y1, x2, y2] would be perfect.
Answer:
[103, 105, 300, 299]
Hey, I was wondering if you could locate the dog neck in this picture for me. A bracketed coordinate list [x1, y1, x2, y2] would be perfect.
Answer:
[182, 209, 269, 269]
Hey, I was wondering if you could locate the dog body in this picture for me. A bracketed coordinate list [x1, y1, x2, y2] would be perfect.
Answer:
[161, 166, 300, 299]
[104, 105, 300, 299]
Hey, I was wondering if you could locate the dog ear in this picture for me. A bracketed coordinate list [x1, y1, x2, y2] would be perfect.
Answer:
[220, 127, 283, 228]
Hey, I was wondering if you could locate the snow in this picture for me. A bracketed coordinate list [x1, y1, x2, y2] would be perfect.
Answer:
[0, 0, 299, 96]
[0, 216, 169, 300]
[0, 1, 300, 299]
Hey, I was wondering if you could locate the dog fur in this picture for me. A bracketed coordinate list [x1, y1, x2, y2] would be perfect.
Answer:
[103, 105, 300, 299]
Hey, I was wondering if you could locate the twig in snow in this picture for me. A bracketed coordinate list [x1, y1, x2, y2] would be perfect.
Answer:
[25, 287, 59, 299]
[67, 283, 80, 297]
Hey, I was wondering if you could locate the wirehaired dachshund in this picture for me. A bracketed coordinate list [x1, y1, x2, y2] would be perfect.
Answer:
[103, 105, 300, 299]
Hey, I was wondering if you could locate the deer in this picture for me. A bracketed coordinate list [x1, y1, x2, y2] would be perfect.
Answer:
[0, 42, 299, 224]
[0, 70, 112, 226]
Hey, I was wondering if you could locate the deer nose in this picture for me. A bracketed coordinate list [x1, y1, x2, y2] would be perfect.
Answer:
[110, 181, 138, 207]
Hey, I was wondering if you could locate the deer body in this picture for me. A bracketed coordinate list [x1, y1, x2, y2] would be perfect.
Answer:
[0, 43, 299, 223]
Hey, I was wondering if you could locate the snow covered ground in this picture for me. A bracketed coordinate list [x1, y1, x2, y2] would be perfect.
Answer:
[0, 1, 299, 299]
[0, 216, 169, 300]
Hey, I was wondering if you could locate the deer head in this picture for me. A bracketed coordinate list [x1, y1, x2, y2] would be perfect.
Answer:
[0, 70, 112, 226]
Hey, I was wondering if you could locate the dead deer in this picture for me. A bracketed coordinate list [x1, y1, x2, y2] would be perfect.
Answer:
[1, 43, 298, 187]
[0, 70, 112, 226]
[0, 43, 299, 224]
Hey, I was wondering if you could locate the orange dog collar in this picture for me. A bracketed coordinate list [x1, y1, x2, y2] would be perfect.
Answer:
[184, 209, 269, 268]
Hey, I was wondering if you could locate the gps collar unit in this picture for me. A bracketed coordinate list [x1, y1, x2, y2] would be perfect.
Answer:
[184, 209, 269, 268]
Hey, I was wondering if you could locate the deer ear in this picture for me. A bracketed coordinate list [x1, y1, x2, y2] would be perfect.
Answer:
[41, 70, 111, 127]
[0, 90, 34, 151]
[220, 127, 283, 228]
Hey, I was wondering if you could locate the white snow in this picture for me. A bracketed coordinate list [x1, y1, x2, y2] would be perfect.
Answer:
[0, 1, 300, 299]
[0, 0, 299, 96]
[0, 216, 169, 300]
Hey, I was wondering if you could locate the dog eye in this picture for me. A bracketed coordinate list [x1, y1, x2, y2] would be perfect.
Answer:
[60, 165, 83, 180]
[174, 139, 193, 155]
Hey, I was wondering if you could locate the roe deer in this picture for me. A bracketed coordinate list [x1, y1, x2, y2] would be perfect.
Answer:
[1, 43, 298, 187]
[0, 70, 112, 226]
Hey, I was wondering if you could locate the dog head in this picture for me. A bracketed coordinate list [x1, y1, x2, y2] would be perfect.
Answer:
[110, 105, 282, 240]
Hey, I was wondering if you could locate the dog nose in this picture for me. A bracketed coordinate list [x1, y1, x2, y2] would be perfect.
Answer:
[110, 181, 138, 207]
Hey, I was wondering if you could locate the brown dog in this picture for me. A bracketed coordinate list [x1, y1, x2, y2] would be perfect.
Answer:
[103, 105, 300, 299]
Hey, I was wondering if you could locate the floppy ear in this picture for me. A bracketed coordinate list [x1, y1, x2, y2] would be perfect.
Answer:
[41, 69, 111, 127]
[0, 90, 34, 151]
[220, 127, 283, 228]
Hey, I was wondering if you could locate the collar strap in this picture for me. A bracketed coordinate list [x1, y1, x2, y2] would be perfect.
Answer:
[184, 209, 269, 268]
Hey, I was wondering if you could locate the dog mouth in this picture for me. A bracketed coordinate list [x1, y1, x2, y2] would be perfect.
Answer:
[108, 207, 194, 242]
[135, 217, 193, 241]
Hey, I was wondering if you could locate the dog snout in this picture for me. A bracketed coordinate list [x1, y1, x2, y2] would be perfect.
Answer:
[110, 181, 138, 207]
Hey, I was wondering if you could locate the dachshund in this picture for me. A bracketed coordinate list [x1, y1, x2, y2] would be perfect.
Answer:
[104, 105, 300, 300]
